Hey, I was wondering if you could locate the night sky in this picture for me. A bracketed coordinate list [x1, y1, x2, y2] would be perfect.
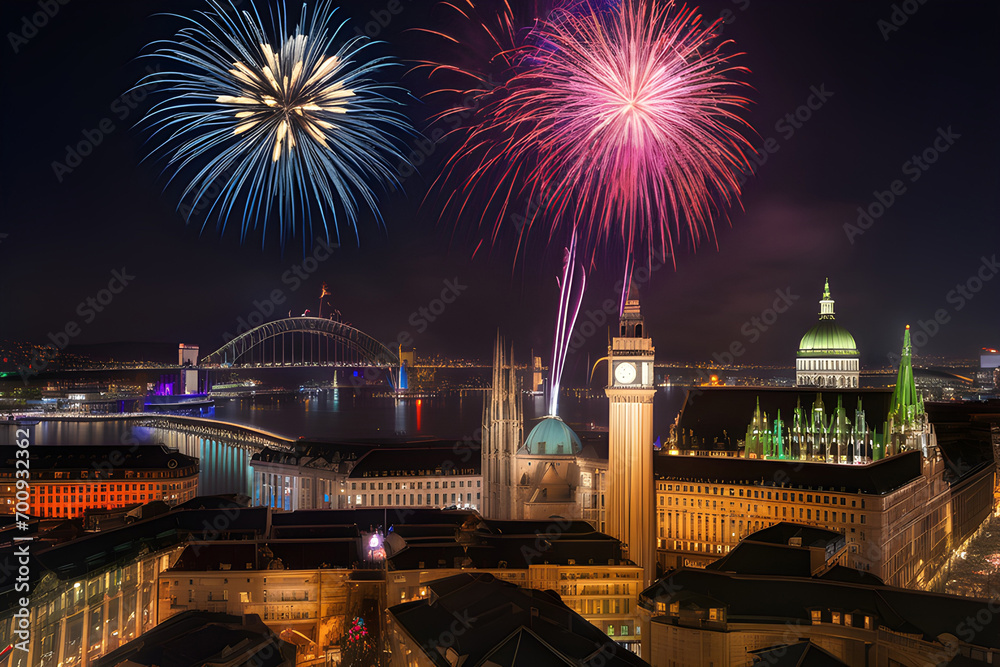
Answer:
[1, 0, 997, 379]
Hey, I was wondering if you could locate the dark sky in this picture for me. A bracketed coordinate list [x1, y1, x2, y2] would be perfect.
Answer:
[1, 0, 997, 379]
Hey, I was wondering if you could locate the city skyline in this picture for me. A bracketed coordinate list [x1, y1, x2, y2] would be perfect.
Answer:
[0, 0, 997, 369]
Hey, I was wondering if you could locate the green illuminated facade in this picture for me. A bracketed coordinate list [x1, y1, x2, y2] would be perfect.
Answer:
[745, 326, 928, 463]
[743, 393, 875, 463]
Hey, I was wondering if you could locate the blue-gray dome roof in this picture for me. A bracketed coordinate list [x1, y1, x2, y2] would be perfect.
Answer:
[519, 416, 582, 456]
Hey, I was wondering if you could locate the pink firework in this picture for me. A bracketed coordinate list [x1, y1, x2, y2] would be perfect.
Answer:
[434, 0, 755, 266]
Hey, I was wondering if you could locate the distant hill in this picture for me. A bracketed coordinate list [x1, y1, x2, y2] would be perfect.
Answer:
[62, 341, 181, 364]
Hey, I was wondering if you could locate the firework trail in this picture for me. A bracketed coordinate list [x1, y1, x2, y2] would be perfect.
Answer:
[139, 0, 414, 250]
[549, 230, 586, 415]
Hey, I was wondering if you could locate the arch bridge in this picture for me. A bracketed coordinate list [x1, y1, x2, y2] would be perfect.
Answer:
[201, 317, 401, 385]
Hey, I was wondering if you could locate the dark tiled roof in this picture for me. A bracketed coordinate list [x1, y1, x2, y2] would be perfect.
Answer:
[676, 387, 894, 447]
[749, 641, 849, 666]
[270, 508, 477, 529]
[387, 518, 627, 571]
[742, 523, 843, 549]
[348, 447, 481, 478]
[931, 421, 995, 484]
[389, 573, 648, 667]
[0, 444, 197, 471]
[94, 610, 292, 667]
[707, 542, 816, 577]
[654, 449, 922, 494]
[641, 568, 1000, 650]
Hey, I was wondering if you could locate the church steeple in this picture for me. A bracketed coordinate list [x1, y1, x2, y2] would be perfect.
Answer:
[819, 278, 835, 319]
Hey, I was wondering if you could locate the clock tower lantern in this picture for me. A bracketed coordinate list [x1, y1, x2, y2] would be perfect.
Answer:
[606, 289, 656, 586]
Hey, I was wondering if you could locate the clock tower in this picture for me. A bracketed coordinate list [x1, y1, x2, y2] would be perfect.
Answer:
[606, 289, 656, 586]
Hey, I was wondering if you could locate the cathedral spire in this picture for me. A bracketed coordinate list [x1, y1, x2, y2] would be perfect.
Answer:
[888, 325, 920, 431]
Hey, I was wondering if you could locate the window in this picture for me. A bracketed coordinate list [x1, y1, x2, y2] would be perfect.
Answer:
[832, 612, 841, 625]
[620, 625, 628, 636]
[810, 610, 821, 624]
[607, 625, 615, 637]
[709, 608, 719, 621]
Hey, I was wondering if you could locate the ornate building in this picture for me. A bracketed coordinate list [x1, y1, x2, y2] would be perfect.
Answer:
[796, 279, 860, 388]
[744, 325, 928, 463]
[481, 334, 522, 520]
[511, 416, 607, 531]
[606, 291, 656, 586]
[654, 327, 996, 590]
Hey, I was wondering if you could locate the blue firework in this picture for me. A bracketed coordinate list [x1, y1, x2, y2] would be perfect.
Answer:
[139, 0, 414, 248]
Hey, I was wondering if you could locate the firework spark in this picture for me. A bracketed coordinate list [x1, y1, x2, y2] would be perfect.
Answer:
[139, 0, 414, 249]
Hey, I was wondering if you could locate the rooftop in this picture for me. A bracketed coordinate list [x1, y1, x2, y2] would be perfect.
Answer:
[675, 387, 893, 449]
[0, 444, 197, 472]
[389, 573, 649, 667]
[519, 416, 583, 457]
[347, 446, 481, 478]
[94, 611, 293, 667]
[641, 567, 1000, 651]
[655, 448, 923, 495]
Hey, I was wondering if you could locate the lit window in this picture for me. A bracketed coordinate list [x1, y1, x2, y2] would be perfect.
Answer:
[810, 610, 821, 624]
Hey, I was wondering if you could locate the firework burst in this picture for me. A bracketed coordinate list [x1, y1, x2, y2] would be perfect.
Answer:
[432, 0, 754, 267]
[139, 0, 414, 249]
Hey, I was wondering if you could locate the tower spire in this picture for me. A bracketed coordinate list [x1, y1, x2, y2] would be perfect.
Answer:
[888, 325, 920, 430]
[819, 278, 835, 319]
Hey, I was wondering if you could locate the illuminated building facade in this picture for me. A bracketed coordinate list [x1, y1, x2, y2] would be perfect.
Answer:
[0, 445, 198, 519]
[385, 519, 643, 654]
[0, 504, 257, 667]
[251, 446, 356, 511]
[388, 573, 648, 667]
[655, 328, 996, 589]
[639, 522, 1000, 666]
[796, 280, 860, 388]
[345, 447, 481, 510]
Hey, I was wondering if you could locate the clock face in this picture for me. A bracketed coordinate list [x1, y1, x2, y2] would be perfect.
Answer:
[615, 362, 637, 385]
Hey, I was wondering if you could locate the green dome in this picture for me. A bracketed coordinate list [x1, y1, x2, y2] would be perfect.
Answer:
[797, 320, 859, 357]
[519, 416, 582, 456]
